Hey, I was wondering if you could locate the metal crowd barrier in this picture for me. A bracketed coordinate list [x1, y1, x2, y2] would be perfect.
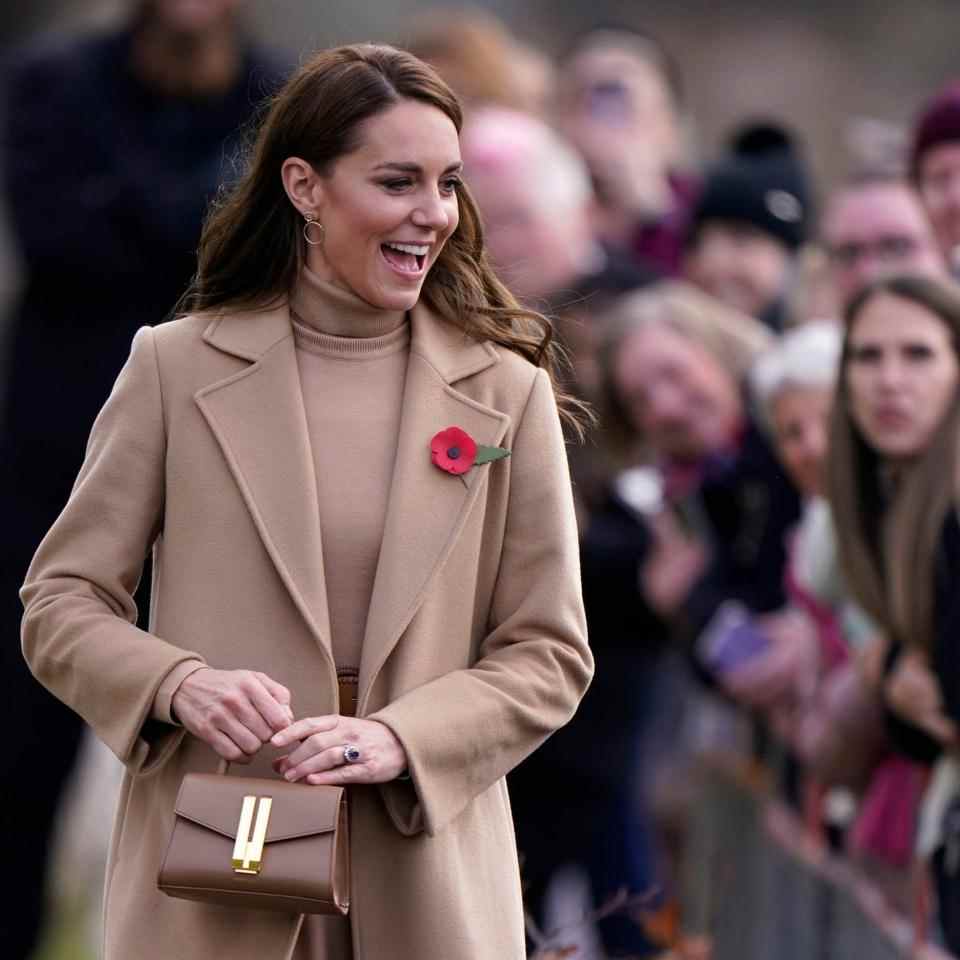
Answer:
[681, 756, 955, 960]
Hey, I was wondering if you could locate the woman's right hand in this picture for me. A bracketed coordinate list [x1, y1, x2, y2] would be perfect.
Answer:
[884, 649, 958, 747]
[172, 668, 295, 763]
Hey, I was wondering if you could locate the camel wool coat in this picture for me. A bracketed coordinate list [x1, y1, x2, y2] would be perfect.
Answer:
[21, 296, 592, 960]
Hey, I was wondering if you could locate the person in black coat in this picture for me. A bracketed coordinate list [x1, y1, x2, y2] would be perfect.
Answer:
[509, 480, 670, 957]
[0, 4, 284, 953]
[509, 281, 800, 956]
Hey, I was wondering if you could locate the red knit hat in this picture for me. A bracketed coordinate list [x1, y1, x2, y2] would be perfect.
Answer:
[911, 82, 960, 180]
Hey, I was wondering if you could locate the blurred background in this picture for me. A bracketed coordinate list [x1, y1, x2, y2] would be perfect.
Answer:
[3, 0, 960, 333]
[3, 0, 959, 348]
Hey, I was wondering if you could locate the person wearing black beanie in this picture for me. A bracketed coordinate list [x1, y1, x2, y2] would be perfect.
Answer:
[684, 122, 813, 331]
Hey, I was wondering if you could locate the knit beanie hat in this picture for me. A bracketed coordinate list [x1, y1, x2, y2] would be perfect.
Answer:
[688, 123, 812, 251]
[910, 82, 960, 180]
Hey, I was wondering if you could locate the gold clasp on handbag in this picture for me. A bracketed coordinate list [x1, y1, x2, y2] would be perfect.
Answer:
[232, 795, 273, 875]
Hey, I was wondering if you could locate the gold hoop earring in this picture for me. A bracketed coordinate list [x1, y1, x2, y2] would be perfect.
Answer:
[302, 213, 325, 247]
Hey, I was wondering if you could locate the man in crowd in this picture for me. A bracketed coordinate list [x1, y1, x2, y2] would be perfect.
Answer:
[460, 105, 652, 373]
[461, 106, 653, 514]
[553, 26, 698, 276]
[462, 106, 605, 309]
[820, 174, 945, 307]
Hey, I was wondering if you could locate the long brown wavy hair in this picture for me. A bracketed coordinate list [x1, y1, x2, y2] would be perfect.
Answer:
[178, 43, 585, 433]
[828, 273, 960, 651]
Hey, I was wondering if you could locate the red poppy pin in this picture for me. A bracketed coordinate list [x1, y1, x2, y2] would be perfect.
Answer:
[430, 426, 510, 476]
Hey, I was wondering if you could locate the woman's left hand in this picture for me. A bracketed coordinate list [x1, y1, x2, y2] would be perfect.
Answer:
[270, 716, 409, 784]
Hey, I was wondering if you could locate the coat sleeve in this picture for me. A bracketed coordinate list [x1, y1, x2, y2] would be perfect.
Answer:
[370, 369, 593, 836]
[20, 326, 206, 774]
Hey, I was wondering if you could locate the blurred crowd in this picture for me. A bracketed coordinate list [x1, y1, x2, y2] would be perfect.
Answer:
[8, 3, 960, 959]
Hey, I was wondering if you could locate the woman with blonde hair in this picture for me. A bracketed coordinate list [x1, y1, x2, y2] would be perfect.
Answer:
[600, 280, 771, 468]
[510, 281, 795, 955]
[828, 273, 960, 947]
[20, 43, 592, 960]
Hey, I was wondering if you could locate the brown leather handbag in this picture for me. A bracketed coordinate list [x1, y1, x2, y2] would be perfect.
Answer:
[157, 765, 349, 915]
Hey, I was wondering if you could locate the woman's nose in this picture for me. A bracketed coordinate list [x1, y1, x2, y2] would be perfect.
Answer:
[411, 191, 450, 231]
[876, 356, 905, 390]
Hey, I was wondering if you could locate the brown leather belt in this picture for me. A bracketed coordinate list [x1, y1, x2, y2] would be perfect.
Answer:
[337, 668, 359, 718]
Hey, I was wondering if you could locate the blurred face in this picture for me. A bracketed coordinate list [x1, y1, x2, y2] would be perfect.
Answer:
[846, 292, 959, 460]
[918, 143, 960, 265]
[770, 385, 832, 497]
[468, 165, 591, 303]
[512, 47, 555, 118]
[614, 323, 743, 461]
[148, 0, 241, 33]
[822, 183, 944, 306]
[684, 221, 790, 320]
[559, 45, 675, 147]
[556, 42, 677, 212]
[309, 100, 461, 312]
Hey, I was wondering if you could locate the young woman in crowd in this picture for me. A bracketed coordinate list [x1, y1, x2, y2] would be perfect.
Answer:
[829, 273, 960, 947]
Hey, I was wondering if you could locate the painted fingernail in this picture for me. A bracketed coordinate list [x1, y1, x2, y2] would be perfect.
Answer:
[284, 770, 296, 781]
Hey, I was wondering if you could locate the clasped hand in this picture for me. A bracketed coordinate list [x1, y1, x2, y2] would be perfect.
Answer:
[172, 667, 408, 784]
[884, 649, 958, 747]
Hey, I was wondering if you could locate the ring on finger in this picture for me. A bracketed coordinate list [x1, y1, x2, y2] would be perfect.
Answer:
[343, 744, 362, 764]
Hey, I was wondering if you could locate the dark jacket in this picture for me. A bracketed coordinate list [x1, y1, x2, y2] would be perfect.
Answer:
[513, 489, 670, 784]
[684, 418, 803, 639]
[513, 418, 801, 783]
[0, 27, 285, 562]
[885, 510, 960, 765]
[0, 27, 285, 957]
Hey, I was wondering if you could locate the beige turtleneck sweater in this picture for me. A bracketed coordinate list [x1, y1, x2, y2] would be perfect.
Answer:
[290, 269, 408, 960]
[289, 266, 409, 677]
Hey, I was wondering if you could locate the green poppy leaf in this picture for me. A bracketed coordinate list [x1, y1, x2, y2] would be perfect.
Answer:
[474, 445, 511, 465]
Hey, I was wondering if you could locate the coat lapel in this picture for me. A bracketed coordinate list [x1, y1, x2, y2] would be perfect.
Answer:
[358, 304, 509, 708]
[195, 305, 334, 665]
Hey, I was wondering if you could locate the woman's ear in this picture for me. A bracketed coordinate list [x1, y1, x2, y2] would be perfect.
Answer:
[281, 157, 324, 216]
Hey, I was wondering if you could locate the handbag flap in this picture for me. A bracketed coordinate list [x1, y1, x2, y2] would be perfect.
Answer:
[174, 773, 343, 843]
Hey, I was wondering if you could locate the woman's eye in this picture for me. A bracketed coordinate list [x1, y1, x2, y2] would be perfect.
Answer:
[440, 177, 462, 195]
[904, 344, 934, 362]
[850, 346, 881, 364]
[381, 178, 412, 191]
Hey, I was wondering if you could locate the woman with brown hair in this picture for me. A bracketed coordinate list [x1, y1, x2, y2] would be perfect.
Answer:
[19, 44, 592, 960]
[828, 273, 960, 948]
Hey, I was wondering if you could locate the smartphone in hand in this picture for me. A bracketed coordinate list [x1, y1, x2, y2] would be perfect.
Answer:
[697, 600, 771, 675]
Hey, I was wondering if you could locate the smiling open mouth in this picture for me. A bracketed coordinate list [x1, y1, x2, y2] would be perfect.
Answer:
[381, 241, 427, 274]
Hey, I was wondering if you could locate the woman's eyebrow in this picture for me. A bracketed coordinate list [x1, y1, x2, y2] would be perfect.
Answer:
[372, 161, 464, 174]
